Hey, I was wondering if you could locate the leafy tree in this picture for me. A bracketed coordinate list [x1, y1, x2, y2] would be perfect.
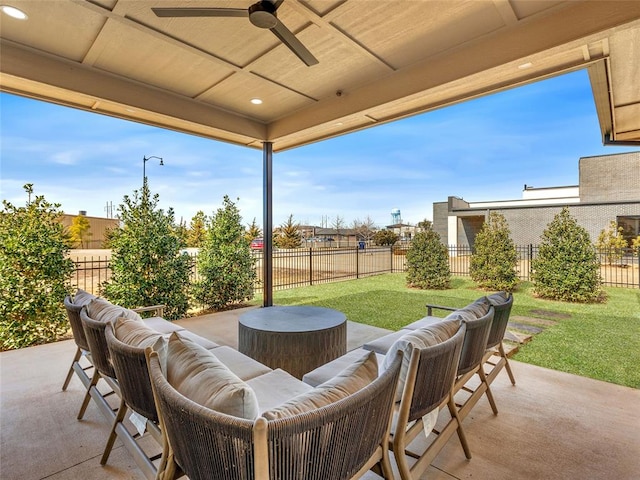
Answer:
[174, 218, 189, 246]
[68, 213, 92, 248]
[102, 182, 191, 320]
[405, 220, 450, 289]
[194, 196, 256, 310]
[188, 210, 207, 247]
[352, 216, 377, 242]
[632, 236, 640, 253]
[470, 212, 518, 291]
[0, 184, 74, 350]
[373, 229, 399, 246]
[245, 217, 262, 242]
[596, 221, 628, 265]
[532, 207, 604, 303]
[275, 214, 302, 249]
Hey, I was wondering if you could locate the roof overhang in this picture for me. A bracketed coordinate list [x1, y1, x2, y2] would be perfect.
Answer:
[1, 0, 639, 151]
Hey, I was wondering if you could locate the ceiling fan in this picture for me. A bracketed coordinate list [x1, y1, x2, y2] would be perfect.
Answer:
[152, 0, 319, 66]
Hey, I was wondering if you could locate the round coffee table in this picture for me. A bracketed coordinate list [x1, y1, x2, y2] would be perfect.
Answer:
[238, 306, 347, 379]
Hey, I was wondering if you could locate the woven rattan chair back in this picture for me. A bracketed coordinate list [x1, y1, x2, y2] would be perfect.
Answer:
[457, 306, 494, 376]
[392, 321, 469, 480]
[80, 307, 117, 379]
[105, 324, 158, 422]
[404, 322, 466, 423]
[485, 293, 513, 350]
[148, 350, 402, 480]
[64, 296, 90, 352]
[62, 296, 93, 391]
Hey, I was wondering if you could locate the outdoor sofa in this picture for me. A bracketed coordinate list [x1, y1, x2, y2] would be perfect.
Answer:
[63, 290, 513, 480]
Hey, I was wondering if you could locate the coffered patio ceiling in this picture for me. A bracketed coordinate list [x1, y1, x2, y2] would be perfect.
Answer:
[1, 0, 639, 151]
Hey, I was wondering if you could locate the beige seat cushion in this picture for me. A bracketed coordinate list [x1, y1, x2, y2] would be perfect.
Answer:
[262, 350, 378, 420]
[114, 316, 163, 348]
[247, 369, 313, 413]
[86, 297, 142, 323]
[166, 332, 259, 420]
[383, 319, 461, 401]
[208, 346, 271, 381]
[142, 316, 185, 334]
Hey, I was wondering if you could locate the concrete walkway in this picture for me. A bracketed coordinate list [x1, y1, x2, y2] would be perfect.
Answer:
[1, 307, 639, 479]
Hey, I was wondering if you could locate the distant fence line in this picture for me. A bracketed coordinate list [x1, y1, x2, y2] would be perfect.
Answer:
[71, 244, 640, 295]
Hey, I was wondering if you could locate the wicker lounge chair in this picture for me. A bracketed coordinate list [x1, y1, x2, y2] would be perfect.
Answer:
[62, 295, 94, 391]
[390, 321, 468, 480]
[147, 348, 403, 480]
[483, 292, 516, 389]
[102, 323, 166, 480]
[78, 307, 121, 421]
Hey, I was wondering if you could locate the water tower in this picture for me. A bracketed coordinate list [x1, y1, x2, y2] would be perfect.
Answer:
[391, 208, 402, 224]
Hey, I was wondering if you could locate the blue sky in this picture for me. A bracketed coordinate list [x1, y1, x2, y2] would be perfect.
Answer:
[0, 69, 634, 229]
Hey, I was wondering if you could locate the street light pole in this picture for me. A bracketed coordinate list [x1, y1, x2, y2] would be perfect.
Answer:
[143, 155, 164, 184]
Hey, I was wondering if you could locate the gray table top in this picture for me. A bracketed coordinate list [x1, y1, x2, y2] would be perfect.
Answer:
[239, 306, 346, 333]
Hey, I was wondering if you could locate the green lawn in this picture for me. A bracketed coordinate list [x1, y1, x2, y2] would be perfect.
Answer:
[253, 273, 640, 389]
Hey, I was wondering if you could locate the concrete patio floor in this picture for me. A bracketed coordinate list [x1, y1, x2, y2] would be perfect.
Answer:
[1, 306, 639, 480]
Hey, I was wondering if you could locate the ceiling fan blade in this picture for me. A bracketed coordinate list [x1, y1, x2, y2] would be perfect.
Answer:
[152, 7, 248, 18]
[271, 22, 318, 66]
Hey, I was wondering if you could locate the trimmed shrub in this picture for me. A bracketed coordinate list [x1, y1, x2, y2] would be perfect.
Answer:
[532, 207, 605, 303]
[373, 229, 399, 246]
[0, 184, 74, 350]
[102, 182, 191, 320]
[194, 196, 256, 310]
[470, 212, 518, 291]
[406, 221, 450, 289]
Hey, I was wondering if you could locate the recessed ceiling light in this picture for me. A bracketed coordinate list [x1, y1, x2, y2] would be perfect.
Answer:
[518, 62, 533, 70]
[250, 98, 263, 105]
[0, 5, 28, 19]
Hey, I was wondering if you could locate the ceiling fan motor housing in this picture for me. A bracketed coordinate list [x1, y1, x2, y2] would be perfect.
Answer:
[249, 1, 278, 29]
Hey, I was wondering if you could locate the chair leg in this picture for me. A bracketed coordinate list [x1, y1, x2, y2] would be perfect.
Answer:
[77, 369, 100, 420]
[448, 397, 471, 460]
[101, 399, 128, 465]
[62, 346, 82, 391]
[478, 366, 498, 415]
[499, 342, 516, 385]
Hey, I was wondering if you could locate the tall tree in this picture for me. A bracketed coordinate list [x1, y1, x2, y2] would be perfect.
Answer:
[352, 216, 377, 242]
[469, 212, 518, 291]
[68, 213, 92, 248]
[188, 210, 207, 247]
[532, 207, 604, 303]
[102, 182, 191, 320]
[0, 184, 74, 349]
[405, 220, 450, 289]
[332, 214, 345, 245]
[596, 221, 628, 265]
[194, 196, 256, 310]
[245, 217, 262, 242]
[275, 214, 302, 249]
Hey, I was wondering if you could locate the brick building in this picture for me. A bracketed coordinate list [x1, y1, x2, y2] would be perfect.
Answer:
[432, 151, 640, 246]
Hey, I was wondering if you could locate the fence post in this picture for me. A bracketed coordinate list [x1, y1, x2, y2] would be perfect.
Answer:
[529, 244, 534, 281]
[390, 245, 394, 273]
[356, 246, 360, 279]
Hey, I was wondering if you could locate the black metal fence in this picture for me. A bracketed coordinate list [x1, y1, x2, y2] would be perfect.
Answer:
[70, 244, 639, 295]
